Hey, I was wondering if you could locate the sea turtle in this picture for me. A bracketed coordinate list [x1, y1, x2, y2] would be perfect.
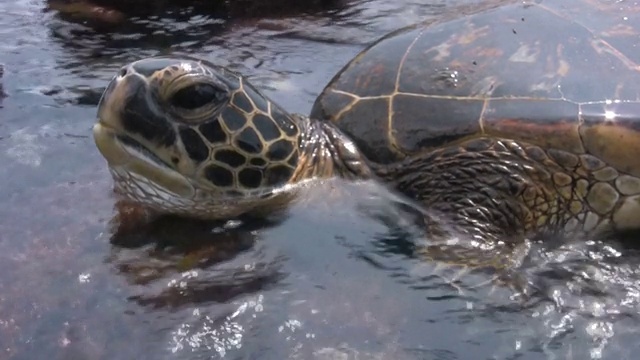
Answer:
[92, 0, 640, 254]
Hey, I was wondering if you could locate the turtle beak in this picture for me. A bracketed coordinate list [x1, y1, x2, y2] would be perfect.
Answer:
[95, 67, 132, 133]
[94, 69, 130, 165]
[93, 66, 153, 164]
[92, 121, 128, 166]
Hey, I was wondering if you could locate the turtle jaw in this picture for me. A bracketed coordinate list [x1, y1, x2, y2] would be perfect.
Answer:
[92, 121, 196, 200]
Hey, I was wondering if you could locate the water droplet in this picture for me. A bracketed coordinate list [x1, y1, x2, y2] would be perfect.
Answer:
[433, 68, 461, 88]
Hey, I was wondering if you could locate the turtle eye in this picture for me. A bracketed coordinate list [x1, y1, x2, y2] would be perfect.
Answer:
[170, 83, 227, 110]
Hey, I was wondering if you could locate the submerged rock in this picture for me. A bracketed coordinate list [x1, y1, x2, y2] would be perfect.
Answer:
[47, 0, 346, 25]
[0, 64, 6, 102]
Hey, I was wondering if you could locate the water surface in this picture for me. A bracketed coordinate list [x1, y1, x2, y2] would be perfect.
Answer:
[1, 0, 640, 359]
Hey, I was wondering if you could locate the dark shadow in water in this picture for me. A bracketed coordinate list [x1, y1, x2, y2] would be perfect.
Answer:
[45, 0, 352, 57]
[41, 0, 379, 108]
[46, 6, 229, 58]
[48, 0, 349, 25]
[107, 214, 288, 310]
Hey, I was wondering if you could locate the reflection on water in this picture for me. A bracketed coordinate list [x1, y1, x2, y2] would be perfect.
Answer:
[109, 216, 283, 307]
[517, 239, 640, 359]
[1, 0, 640, 359]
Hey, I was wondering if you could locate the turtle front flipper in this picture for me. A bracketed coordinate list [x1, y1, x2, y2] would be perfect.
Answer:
[378, 137, 640, 244]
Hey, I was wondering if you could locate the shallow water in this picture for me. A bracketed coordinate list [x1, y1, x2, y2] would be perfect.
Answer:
[2, 0, 640, 359]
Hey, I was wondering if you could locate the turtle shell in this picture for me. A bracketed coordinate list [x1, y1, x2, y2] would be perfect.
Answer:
[309, 0, 640, 177]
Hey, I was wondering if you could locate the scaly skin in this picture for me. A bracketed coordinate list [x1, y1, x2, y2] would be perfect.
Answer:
[376, 138, 567, 243]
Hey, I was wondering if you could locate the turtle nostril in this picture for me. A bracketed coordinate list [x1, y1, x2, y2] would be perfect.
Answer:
[118, 67, 128, 78]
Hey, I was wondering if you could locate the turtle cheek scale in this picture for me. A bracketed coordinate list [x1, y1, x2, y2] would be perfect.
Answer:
[189, 76, 301, 194]
[193, 111, 300, 194]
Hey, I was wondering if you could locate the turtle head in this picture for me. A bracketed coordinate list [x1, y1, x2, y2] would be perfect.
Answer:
[93, 56, 306, 219]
